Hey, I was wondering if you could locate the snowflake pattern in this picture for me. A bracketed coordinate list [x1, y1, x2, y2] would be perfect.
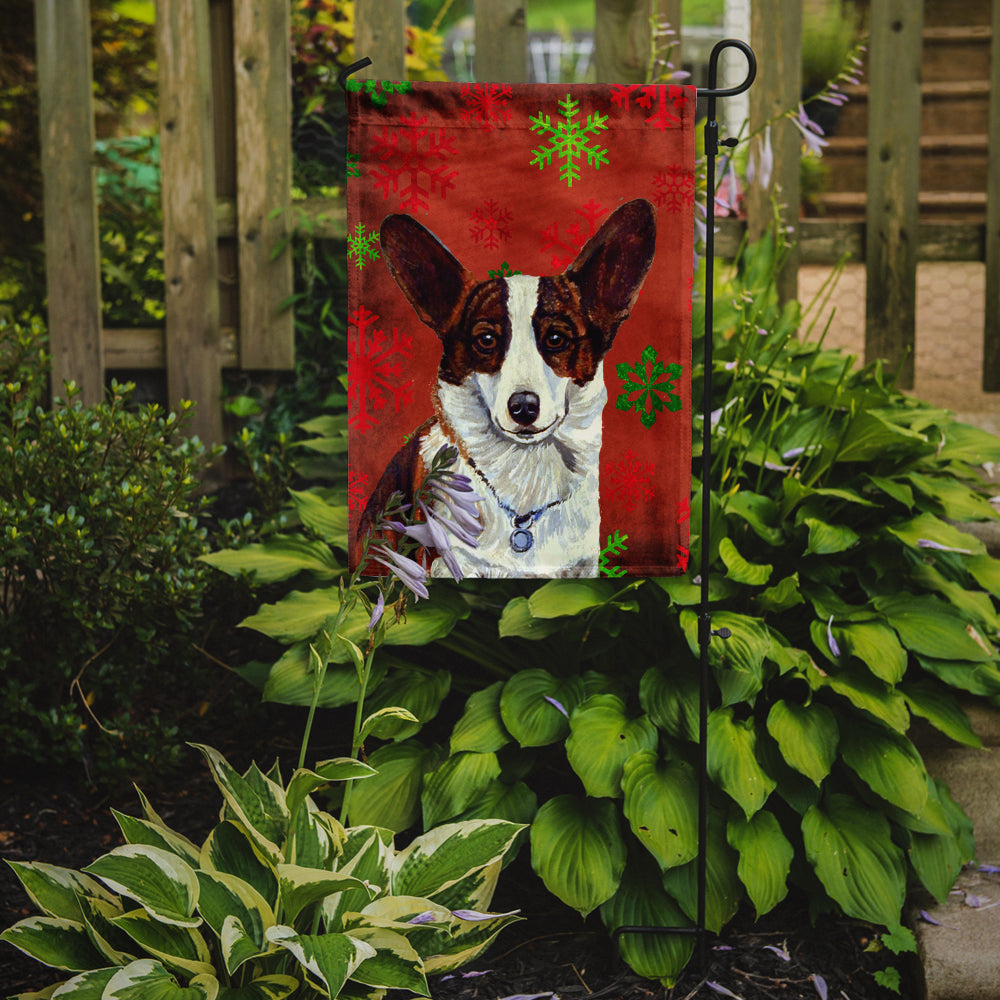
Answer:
[529, 94, 609, 188]
[347, 222, 380, 269]
[346, 152, 361, 178]
[489, 261, 522, 278]
[346, 78, 413, 108]
[611, 83, 690, 130]
[469, 199, 513, 250]
[370, 112, 459, 211]
[603, 450, 655, 512]
[539, 199, 607, 270]
[347, 306, 415, 433]
[348, 469, 370, 512]
[652, 165, 695, 213]
[599, 530, 629, 578]
[460, 83, 513, 128]
[615, 344, 684, 428]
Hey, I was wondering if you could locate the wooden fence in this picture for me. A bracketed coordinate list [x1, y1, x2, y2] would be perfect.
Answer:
[33, 0, 1000, 445]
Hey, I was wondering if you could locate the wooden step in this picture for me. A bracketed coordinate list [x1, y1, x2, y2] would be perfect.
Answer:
[922, 0, 992, 28]
[922, 25, 993, 83]
[813, 190, 987, 222]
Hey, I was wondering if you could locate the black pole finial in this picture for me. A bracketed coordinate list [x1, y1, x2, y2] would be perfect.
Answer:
[337, 57, 373, 92]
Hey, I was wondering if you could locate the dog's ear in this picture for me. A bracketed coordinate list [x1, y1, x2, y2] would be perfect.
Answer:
[565, 199, 656, 337]
[380, 214, 475, 333]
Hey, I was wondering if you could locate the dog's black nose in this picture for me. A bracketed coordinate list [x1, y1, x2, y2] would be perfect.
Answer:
[508, 391, 540, 426]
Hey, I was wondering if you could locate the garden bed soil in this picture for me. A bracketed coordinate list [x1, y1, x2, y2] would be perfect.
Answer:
[1, 739, 913, 1000]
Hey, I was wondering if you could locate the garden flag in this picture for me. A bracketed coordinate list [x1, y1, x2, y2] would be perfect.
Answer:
[346, 80, 695, 578]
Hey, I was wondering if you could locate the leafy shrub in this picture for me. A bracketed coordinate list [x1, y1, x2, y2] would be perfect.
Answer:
[0, 317, 220, 782]
[208, 233, 1000, 984]
[1, 743, 524, 997]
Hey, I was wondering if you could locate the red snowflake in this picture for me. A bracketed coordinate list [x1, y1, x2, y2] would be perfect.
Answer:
[652, 165, 695, 213]
[676, 544, 690, 573]
[611, 83, 689, 130]
[539, 199, 607, 270]
[603, 450, 655, 513]
[460, 83, 513, 128]
[469, 199, 513, 250]
[347, 306, 415, 433]
[676, 497, 691, 525]
[348, 469, 370, 512]
[369, 111, 459, 211]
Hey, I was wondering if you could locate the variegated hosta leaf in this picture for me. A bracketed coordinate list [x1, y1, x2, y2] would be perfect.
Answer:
[599, 853, 694, 987]
[0, 916, 107, 972]
[200, 822, 278, 910]
[765, 700, 838, 786]
[838, 718, 929, 817]
[195, 871, 274, 974]
[621, 751, 699, 871]
[727, 810, 793, 917]
[4, 861, 118, 922]
[214, 974, 299, 1000]
[529, 795, 626, 917]
[802, 793, 906, 926]
[322, 829, 393, 931]
[285, 760, 375, 824]
[102, 958, 218, 999]
[450, 682, 511, 754]
[421, 751, 502, 829]
[276, 864, 375, 925]
[110, 908, 214, 979]
[566, 695, 658, 799]
[44, 966, 118, 997]
[83, 845, 200, 928]
[391, 820, 524, 901]
[112, 810, 201, 868]
[499, 669, 585, 747]
[347, 740, 442, 832]
[344, 926, 429, 995]
[421, 906, 523, 975]
[706, 707, 776, 818]
[288, 801, 343, 870]
[265, 926, 376, 998]
[77, 894, 135, 966]
[422, 859, 501, 916]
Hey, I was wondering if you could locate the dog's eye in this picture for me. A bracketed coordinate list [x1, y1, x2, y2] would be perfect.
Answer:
[472, 324, 499, 354]
[542, 326, 571, 351]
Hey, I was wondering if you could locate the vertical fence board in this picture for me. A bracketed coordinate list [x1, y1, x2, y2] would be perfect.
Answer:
[657, 0, 683, 74]
[355, 0, 406, 79]
[474, 0, 527, 82]
[865, 0, 923, 389]
[34, 0, 103, 404]
[233, 0, 294, 369]
[747, 0, 801, 303]
[157, 0, 223, 444]
[594, 0, 649, 83]
[983, 0, 1000, 390]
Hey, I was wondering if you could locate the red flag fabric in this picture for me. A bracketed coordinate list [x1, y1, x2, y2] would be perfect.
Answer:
[347, 81, 694, 578]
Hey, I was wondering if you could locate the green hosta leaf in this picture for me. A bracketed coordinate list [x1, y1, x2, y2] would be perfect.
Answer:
[839, 718, 928, 817]
[866, 474, 914, 509]
[453, 779, 538, 827]
[5, 862, 118, 923]
[359, 706, 421, 742]
[836, 621, 907, 684]
[808, 660, 910, 732]
[200, 535, 342, 584]
[661, 810, 741, 933]
[347, 740, 442, 832]
[718, 537, 772, 586]
[103, 959, 218, 1000]
[195, 871, 273, 974]
[260, 643, 387, 709]
[707, 708, 776, 818]
[285, 759, 376, 822]
[906, 472, 998, 522]
[527, 578, 618, 618]
[886, 512, 985, 556]
[0, 916, 107, 971]
[653, 573, 738, 606]
[802, 793, 906, 926]
[346, 926, 428, 994]
[803, 517, 859, 556]
[835, 410, 927, 463]
[200, 822, 278, 910]
[362, 667, 451, 740]
[216, 976, 299, 1000]
[421, 751, 502, 828]
[277, 865, 374, 925]
[288, 488, 349, 545]
[916, 655, 1000, 697]
[111, 908, 214, 977]
[680, 610, 770, 706]
[497, 596, 564, 639]
[112, 812, 201, 868]
[874, 594, 995, 662]
[450, 682, 511, 754]
[911, 562, 1000, 633]
[83, 846, 200, 928]
[499, 670, 584, 747]
[639, 663, 699, 742]
[600, 853, 694, 987]
[755, 573, 804, 614]
[727, 811, 793, 918]
[724, 490, 784, 545]
[967, 553, 1000, 597]
[935, 421, 1000, 464]
[566, 695, 658, 798]
[901, 680, 982, 748]
[909, 825, 965, 905]
[765, 700, 838, 786]
[265, 926, 375, 997]
[621, 751, 698, 871]
[393, 820, 524, 901]
[530, 795, 626, 917]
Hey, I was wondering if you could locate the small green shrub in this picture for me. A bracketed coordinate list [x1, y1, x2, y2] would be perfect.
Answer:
[0, 317, 220, 783]
[1, 744, 524, 998]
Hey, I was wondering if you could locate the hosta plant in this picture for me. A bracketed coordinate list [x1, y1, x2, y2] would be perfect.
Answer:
[1, 744, 523, 999]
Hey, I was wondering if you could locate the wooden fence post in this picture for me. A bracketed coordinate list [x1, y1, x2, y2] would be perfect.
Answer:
[34, 0, 104, 405]
[233, 0, 294, 370]
[474, 0, 527, 82]
[157, 0, 223, 445]
[864, 0, 923, 390]
[594, 0, 650, 84]
[354, 0, 406, 80]
[983, 0, 1000, 390]
[746, 0, 801, 305]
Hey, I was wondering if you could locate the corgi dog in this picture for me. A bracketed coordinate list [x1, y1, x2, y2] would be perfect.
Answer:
[357, 198, 656, 578]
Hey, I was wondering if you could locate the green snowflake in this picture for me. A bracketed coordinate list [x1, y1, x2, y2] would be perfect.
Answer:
[529, 94, 609, 188]
[346, 152, 360, 178]
[615, 345, 683, 428]
[599, 530, 629, 577]
[348, 222, 380, 269]
[345, 78, 413, 108]
[488, 261, 522, 278]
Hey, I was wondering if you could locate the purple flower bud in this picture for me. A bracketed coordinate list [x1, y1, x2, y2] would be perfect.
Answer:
[544, 695, 569, 718]
[407, 911, 437, 925]
[367, 590, 385, 631]
[812, 974, 828, 1000]
[827, 616, 841, 658]
[370, 545, 429, 600]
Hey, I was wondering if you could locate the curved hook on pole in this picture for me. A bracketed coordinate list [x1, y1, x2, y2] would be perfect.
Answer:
[337, 57, 373, 92]
[700, 38, 757, 99]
